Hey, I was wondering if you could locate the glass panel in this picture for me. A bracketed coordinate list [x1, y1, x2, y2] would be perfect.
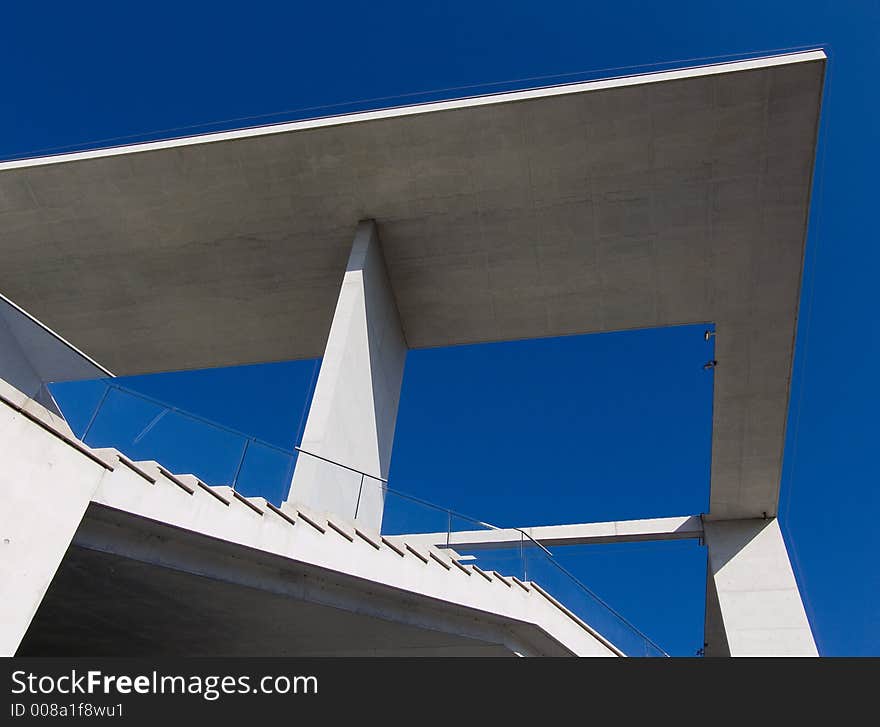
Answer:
[379, 486, 450, 538]
[522, 539, 664, 656]
[127, 407, 245, 485]
[54, 378, 112, 439]
[234, 441, 297, 506]
[81, 385, 164, 449]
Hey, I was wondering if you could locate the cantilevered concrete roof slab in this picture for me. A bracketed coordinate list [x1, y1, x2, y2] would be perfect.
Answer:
[0, 51, 826, 520]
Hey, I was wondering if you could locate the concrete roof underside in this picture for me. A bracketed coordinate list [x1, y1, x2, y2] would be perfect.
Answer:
[0, 51, 825, 520]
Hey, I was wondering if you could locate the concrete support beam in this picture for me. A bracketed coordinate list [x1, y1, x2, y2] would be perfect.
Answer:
[287, 221, 407, 530]
[396, 515, 703, 550]
[703, 518, 817, 656]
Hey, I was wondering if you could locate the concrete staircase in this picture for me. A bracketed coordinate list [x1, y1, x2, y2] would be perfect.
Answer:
[89, 447, 620, 653]
[0, 378, 621, 657]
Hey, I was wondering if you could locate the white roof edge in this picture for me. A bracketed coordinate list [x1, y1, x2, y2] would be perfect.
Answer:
[0, 50, 826, 172]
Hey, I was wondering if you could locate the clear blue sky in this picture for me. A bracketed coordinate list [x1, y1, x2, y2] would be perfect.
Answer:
[6, 1, 877, 656]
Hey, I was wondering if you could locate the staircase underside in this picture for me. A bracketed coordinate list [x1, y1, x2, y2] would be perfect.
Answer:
[2, 379, 618, 656]
[19, 506, 540, 657]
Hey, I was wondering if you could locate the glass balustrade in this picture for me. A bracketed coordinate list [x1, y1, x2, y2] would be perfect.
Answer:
[72, 380, 668, 657]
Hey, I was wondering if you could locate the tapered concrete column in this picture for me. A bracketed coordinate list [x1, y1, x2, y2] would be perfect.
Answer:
[703, 518, 817, 656]
[287, 221, 407, 530]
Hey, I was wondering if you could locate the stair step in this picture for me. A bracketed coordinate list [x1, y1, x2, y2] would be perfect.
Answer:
[244, 495, 269, 512]
[233, 492, 264, 515]
[286, 504, 326, 534]
[178, 475, 230, 505]
[426, 546, 453, 570]
[99, 451, 157, 483]
[137, 461, 194, 495]
[87, 447, 123, 471]
[264, 501, 297, 526]
[511, 576, 531, 592]
[491, 571, 513, 587]
[210, 486, 265, 515]
[404, 543, 430, 564]
[449, 557, 472, 576]
[327, 519, 355, 542]
[381, 536, 406, 557]
[470, 564, 494, 582]
[354, 527, 382, 550]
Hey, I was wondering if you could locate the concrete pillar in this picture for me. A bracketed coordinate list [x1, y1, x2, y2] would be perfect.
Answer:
[287, 220, 407, 531]
[703, 517, 818, 656]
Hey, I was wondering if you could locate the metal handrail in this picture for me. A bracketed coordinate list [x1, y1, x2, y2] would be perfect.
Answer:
[293, 446, 387, 483]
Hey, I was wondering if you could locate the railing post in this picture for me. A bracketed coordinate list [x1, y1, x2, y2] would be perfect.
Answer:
[354, 473, 364, 520]
[232, 437, 251, 490]
[280, 451, 297, 503]
[80, 384, 110, 443]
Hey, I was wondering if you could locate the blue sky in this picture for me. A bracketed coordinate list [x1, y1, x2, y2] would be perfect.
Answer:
[7, 1, 878, 656]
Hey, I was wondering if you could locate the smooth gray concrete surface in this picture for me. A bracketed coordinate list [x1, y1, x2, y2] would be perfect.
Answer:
[703, 562, 731, 656]
[288, 221, 406, 529]
[397, 515, 703, 550]
[703, 517, 817, 656]
[0, 52, 826, 521]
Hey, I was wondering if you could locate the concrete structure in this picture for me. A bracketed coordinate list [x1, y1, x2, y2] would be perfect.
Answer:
[399, 512, 817, 656]
[396, 515, 704, 551]
[0, 50, 827, 655]
[0, 50, 825, 525]
[290, 221, 406, 530]
[0, 379, 112, 656]
[703, 518, 817, 656]
[1, 379, 617, 657]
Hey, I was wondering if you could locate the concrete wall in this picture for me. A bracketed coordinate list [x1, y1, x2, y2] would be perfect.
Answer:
[288, 221, 407, 530]
[0, 294, 112, 653]
[0, 379, 110, 655]
[703, 518, 817, 656]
